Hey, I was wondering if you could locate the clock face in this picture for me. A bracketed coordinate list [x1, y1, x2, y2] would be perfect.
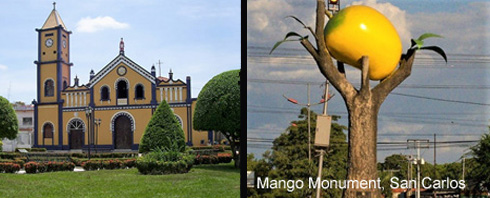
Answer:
[62, 40, 66, 48]
[45, 38, 53, 47]
[117, 66, 127, 76]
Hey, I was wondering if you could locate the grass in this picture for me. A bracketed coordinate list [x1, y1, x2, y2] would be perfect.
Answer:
[0, 163, 239, 198]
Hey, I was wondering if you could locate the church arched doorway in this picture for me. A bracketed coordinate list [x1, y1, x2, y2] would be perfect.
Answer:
[114, 115, 132, 149]
[67, 119, 85, 149]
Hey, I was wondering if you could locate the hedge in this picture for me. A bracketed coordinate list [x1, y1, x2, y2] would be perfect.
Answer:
[0, 152, 21, 160]
[0, 162, 21, 173]
[191, 145, 231, 151]
[24, 161, 75, 174]
[81, 159, 137, 171]
[136, 153, 194, 175]
[0, 152, 138, 161]
[194, 153, 232, 165]
[72, 157, 137, 166]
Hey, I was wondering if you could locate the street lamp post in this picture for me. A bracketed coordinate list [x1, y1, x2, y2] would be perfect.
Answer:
[85, 107, 92, 159]
[94, 118, 101, 153]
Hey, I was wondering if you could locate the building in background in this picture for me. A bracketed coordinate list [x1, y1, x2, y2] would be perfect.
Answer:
[2, 103, 34, 152]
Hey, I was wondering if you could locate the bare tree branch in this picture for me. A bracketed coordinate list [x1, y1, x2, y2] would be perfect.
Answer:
[372, 51, 416, 102]
[360, 56, 370, 97]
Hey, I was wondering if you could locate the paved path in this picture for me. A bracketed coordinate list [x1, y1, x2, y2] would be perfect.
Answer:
[15, 166, 85, 174]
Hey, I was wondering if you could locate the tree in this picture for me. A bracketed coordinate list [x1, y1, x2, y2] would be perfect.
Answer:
[248, 109, 348, 198]
[139, 100, 186, 153]
[193, 69, 240, 167]
[469, 129, 490, 192]
[0, 96, 18, 140]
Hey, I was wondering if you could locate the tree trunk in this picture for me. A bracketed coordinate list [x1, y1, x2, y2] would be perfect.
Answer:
[343, 94, 381, 198]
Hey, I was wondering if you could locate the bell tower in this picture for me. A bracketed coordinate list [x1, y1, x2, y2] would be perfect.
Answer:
[36, 2, 72, 103]
[33, 2, 72, 149]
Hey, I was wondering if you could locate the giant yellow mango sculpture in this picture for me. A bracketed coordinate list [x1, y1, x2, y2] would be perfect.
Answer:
[324, 5, 402, 80]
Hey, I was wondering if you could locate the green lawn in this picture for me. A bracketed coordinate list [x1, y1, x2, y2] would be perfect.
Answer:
[0, 163, 239, 198]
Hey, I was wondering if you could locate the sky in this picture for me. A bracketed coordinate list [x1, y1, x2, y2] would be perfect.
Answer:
[0, 0, 240, 103]
[247, 0, 490, 164]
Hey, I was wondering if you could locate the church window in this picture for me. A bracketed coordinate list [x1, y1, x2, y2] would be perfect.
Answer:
[116, 80, 128, 99]
[68, 119, 85, 132]
[135, 84, 144, 99]
[101, 86, 110, 101]
[45, 79, 54, 97]
[43, 123, 54, 138]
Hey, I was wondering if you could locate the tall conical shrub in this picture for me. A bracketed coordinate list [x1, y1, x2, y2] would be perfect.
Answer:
[139, 100, 185, 153]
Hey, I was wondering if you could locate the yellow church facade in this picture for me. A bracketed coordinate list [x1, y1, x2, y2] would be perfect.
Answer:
[33, 5, 208, 151]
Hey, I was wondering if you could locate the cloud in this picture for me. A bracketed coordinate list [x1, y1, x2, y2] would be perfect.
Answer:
[247, 0, 314, 45]
[350, 0, 412, 50]
[0, 64, 7, 70]
[76, 16, 130, 33]
[408, 2, 489, 54]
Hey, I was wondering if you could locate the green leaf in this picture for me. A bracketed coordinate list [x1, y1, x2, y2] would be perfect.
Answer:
[413, 39, 424, 49]
[283, 31, 303, 40]
[286, 15, 307, 28]
[269, 32, 307, 55]
[417, 33, 443, 41]
[420, 46, 448, 63]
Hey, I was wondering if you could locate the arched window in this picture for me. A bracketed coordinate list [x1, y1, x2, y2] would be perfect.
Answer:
[44, 79, 54, 97]
[117, 80, 128, 99]
[63, 81, 68, 89]
[43, 123, 54, 138]
[101, 86, 110, 101]
[175, 115, 183, 128]
[135, 84, 144, 99]
[68, 119, 85, 132]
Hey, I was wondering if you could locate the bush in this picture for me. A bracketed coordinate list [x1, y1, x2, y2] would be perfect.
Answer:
[81, 159, 135, 171]
[0, 140, 2, 152]
[0, 162, 21, 173]
[136, 152, 194, 175]
[24, 161, 74, 173]
[217, 153, 233, 163]
[24, 162, 38, 173]
[139, 100, 186, 153]
[81, 160, 102, 171]
[124, 159, 137, 168]
[194, 153, 232, 165]
[102, 160, 124, 170]
[191, 145, 231, 151]
[0, 152, 21, 160]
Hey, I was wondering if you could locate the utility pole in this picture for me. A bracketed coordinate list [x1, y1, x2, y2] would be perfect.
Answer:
[307, 83, 311, 161]
[315, 81, 331, 198]
[408, 139, 429, 198]
[434, 134, 437, 198]
[462, 157, 465, 181]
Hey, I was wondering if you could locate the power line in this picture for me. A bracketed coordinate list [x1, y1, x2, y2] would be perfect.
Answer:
[248, 78, 490, 89]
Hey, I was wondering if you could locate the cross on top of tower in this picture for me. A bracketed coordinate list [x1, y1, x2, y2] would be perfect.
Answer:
[119, 38, 125, 55]
[53, 2, 56, 10]
[156, 59, 163, 77]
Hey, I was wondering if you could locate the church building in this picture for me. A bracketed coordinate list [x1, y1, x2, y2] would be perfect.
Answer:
[33, 4, 208, 151]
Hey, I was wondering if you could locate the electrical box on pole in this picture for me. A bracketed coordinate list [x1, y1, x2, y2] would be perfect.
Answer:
[314, 115, 332, 147]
